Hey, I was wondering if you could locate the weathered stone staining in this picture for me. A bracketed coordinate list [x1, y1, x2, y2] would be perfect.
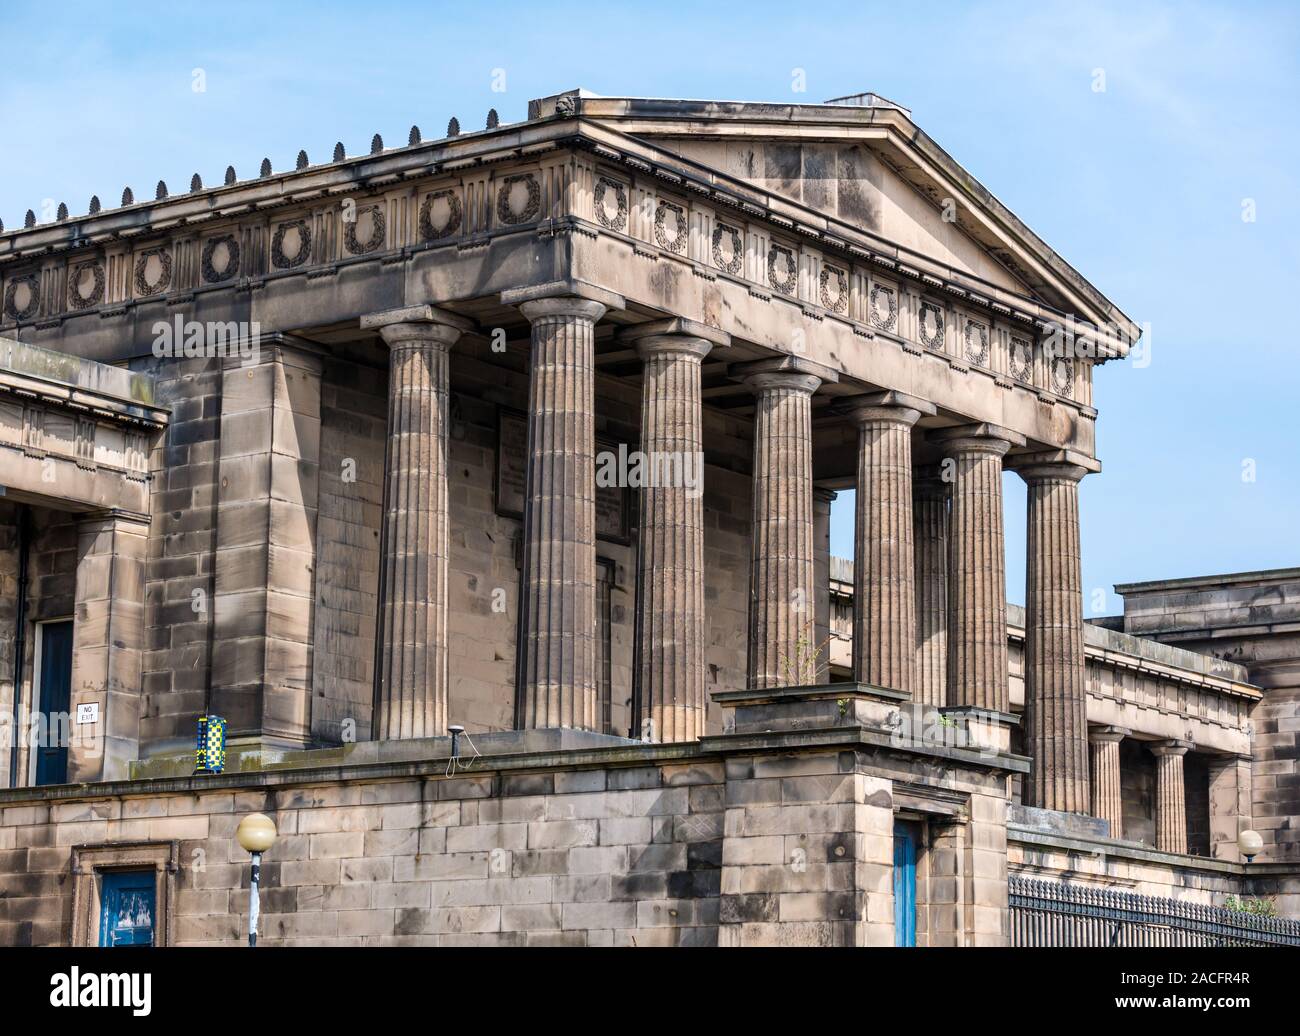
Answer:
[844, 391, 935, 694]
[363, 305, 473, 740]
[931, 424, 1024, 714]
[0, 88, 1295, 948]
[1014, 451, 1096, 814]
[733, 356, 837, 690]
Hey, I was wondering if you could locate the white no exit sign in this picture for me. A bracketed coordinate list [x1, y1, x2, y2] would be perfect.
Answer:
[76, 703, 100, 725]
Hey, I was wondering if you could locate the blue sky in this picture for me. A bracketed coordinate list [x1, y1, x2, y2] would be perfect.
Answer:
[3, 1, 1296, 612]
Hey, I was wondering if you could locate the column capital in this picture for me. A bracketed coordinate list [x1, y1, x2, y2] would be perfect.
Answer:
[501, 278, 625, 321]
[1007, 448, 1101, 483]
[361, 303, 476, 350]
[813, 486, 838, 506]
[928, 421, 1026, 455]
[621, 317, 731, 352]
[731, 355, 838, 396]
[77, 508, 151, 529]
[837, 390, 936, 427]
[1150, 738, 1193, 757]
[1089, 725, 1130, 744]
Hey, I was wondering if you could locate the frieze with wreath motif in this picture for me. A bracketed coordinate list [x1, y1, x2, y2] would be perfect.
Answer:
[919, 302, 945, 350]
[964, 319, 989, 367]
[869, 284, 897, 331]
[344, 204, 387, 255]
[819, 265, 849, 314]
[712, 223, 744, 275]
[594, 177, 628, 232]
[134, 248, 174, 297]
[271, 219, 313, 270]
[3, 274, 40, 321]
[1051, 356, 1074, 396]
[67, 261, 106, 310]
[1009, 337, 1034, 383]
[419, 189, 463, 241]
[496, 174, 541, 226]
[767, 244, 797, 296]
[201, 235, 241, 283]
[653, 200, 687, 254]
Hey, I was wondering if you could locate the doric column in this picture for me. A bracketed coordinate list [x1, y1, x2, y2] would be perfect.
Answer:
[1152, 739, 1192, 854]
[1012, 450, 1097, 813]
[1089, 726, 1127, 839]
[733, 357, 838, 689]
[502, 284, 623, 729]
[913, 466, 949, 707]
[623, 319, 728, 743]
[361, 304, 472, 740]
[930, 424, 1024, 713]
[843, 391, 935, 693]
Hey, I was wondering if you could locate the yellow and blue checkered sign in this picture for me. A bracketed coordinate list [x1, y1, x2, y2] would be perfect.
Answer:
[195, 715, 227, 774]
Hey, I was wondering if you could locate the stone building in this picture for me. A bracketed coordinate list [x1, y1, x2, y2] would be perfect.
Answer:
[0, 90, 1296, 947]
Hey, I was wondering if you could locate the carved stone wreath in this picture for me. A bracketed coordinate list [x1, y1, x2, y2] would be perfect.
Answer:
[344, 205, 386, 255]
[711, 223, 743, 275]
[271, 220, 312, 270]
[1051, 356, 1074, 396]
[767, 244, 797, 296]
[964, 319, 989, 367]
[3, 274, 40, 321]
[869, 284, 897, 331]
[653, 201, 687, 254]
[819, 265, 848, 313]
[1009, 337, 1033, 383]
[496, 174, 541, 226]
[594, 177, 628, 232]
[419, 189, 462, 241]
[134, 248, 173, 297]
[201, 235, 241, 283]
[918, 302, 945, 350]
[67, 261, 106, 310]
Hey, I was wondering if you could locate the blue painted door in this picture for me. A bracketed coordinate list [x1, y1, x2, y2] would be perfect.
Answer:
[893, 820, 919, 946]
[99, 871, 156, 947]
[35, 620, 74, 786]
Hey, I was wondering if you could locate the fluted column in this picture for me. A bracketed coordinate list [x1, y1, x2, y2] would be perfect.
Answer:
[930, 424, 1024, 713]
[913, 466, 949, 707]
[514, 295, 608, 730]
[1090, 726, 1127, 839]
[844, 391, 935, 693]
[623, 320, 727, 742]
[1016, 453, 1093, 813]
[362, 304, 472, 740]
[1152, 740, 1192, 853]
[734, 357, 837, 689]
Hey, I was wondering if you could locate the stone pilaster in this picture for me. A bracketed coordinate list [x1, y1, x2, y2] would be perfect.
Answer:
[1208, 755, 1253, 861]
[912, 467, 949, 707]
[68, 510, 149, 783]
[733, 357, 837, 689]
[361, 305, 472, 740]
[1089, 726, 1127, 839]
[623, 320, 727, 743]
[1152, 739, 1192, 854]
[1013, 451, 1096, 814]
[843, 392, 934, 693]
[503, 285, 623, 729]
[211, 338, 322, 746]
[930, 424, 1024, 713]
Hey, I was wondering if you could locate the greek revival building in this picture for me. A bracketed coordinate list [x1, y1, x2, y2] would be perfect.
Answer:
[1, 90, 1297, 947]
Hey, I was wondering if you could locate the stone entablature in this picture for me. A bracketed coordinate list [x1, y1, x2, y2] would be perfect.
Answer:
[0, 336, 165, 512]
[827, 560, 1258, 754]
[0, 108, 1114, 456]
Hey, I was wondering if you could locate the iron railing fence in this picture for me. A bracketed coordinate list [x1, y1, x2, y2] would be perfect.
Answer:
[1009, 876, 1300, 947]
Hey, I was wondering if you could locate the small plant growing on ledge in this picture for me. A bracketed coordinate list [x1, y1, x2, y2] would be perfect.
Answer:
[1223, 895, 1278, 917]
[779, 622, 829, 686]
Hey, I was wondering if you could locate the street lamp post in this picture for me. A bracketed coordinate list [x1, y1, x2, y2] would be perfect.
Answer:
[236, 813, 277, 947]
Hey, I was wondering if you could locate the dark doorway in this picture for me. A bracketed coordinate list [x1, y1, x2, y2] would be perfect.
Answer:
[34, 619, 74, 786]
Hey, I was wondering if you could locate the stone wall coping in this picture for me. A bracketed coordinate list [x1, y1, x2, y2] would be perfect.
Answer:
[1115, 567, 1300, 597]
[0, 334, 167, 425]
[0, 720, 1028, 807]
[711, 681, 911, 708]
[1008, 822, 1257, 877]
